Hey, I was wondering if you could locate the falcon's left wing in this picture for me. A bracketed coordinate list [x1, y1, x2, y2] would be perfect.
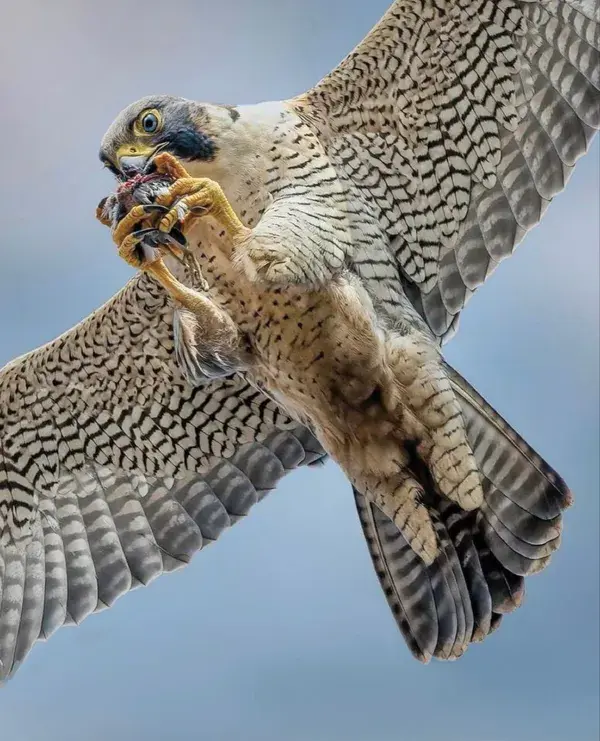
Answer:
[292, 0, 599, 339]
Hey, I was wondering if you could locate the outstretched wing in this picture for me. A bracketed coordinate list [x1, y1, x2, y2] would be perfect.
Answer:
[0, 272, 324, 683]
[292, 0, 599, 339]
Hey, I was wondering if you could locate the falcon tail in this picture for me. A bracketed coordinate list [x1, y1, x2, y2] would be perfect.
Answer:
[354, 361, 573, 662]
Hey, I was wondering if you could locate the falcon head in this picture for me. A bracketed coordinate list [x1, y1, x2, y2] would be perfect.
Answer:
[99, 95, 240, 181]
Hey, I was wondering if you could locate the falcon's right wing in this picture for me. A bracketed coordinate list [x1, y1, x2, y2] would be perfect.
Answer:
[0, 271, 324, 683]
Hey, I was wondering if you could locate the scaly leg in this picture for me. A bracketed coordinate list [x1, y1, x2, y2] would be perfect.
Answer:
[143, 260, 246, 386]
[105, 195, 218, 316]
[102, 153, 248, 275]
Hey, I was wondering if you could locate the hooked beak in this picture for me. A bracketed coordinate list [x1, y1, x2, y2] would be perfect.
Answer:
[115, 143, 157, 178]
[119, 155, 152, 178]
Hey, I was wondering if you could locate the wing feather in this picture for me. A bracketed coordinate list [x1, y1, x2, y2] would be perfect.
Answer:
[0, 273, 325, 683]
[292, 0, 599, 338]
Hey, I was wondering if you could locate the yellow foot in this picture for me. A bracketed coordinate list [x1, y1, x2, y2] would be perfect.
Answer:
[97, 157, 205, 285]
[110, 203, 170, 269]
[97, 153, 248, 299]
[152, 153, 250, 248]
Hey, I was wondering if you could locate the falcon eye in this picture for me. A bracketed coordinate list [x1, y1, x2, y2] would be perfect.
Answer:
[139, 111, 160, 134]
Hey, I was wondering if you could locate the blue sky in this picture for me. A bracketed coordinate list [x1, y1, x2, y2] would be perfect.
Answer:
[0, 2, 598, 739]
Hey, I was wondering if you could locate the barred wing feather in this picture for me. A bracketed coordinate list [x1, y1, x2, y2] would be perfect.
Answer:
[0, 273, 325, 683]
[293, 0, 599, 338]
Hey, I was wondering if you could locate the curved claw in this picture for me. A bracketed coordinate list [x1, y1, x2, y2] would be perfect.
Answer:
[189, 205, 210, 216]
[132, 227, 205, 286]
[139, 204, 170, 215]
[129, 227, 185, 266]
[169, 227, 187, 246]
[132, 227, 188, 251]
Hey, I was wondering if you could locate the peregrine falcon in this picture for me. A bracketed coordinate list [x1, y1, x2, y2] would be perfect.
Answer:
[0, 0, 598, 682]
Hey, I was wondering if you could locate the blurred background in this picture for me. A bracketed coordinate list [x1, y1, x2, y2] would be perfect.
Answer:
[0, 1, 598, 739]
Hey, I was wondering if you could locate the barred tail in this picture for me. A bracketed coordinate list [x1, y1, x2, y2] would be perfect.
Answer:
[354, 363, 572, 662]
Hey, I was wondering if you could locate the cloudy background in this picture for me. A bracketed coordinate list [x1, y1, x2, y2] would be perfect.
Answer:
[0, 1, 598, 739]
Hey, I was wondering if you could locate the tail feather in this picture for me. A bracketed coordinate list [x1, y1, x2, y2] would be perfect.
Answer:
[482, 482, 562, 545]
[474, 537, 525, 615]
[425, 522, 458, 661]
[477, 510, 553, 577]
[438, 503, 492, 643]
[356, 492, 496, 662]
[431, 509, 472, 659]
[488, 612, 503, 635]
[480, 478, 561, 562]
[480, 503, 560, 562]
[355, 492, 438, 662]
[444, 362, 572, 520]
[354, 364, 572, 661]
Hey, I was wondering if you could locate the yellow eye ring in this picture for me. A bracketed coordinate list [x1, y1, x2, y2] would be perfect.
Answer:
[135, 109, 162, 136]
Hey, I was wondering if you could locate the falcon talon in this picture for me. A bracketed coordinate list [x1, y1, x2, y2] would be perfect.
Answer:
[135, 229, 189, 253]
[130, 229, 193, 274]
[169, 227, 188, 246]
[139, 204, 170, 215]
[131, 227, 162, 241]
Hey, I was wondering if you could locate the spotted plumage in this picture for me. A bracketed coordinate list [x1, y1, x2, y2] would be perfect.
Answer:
[0, 0, 597, 682]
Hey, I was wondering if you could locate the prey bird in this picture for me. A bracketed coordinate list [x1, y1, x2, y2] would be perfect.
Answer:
[0, 0, 598, 682]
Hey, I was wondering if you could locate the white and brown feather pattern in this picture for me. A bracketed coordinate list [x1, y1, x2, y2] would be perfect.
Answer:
[0, 273, 326, 682]
[293, 0, 599, 338]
